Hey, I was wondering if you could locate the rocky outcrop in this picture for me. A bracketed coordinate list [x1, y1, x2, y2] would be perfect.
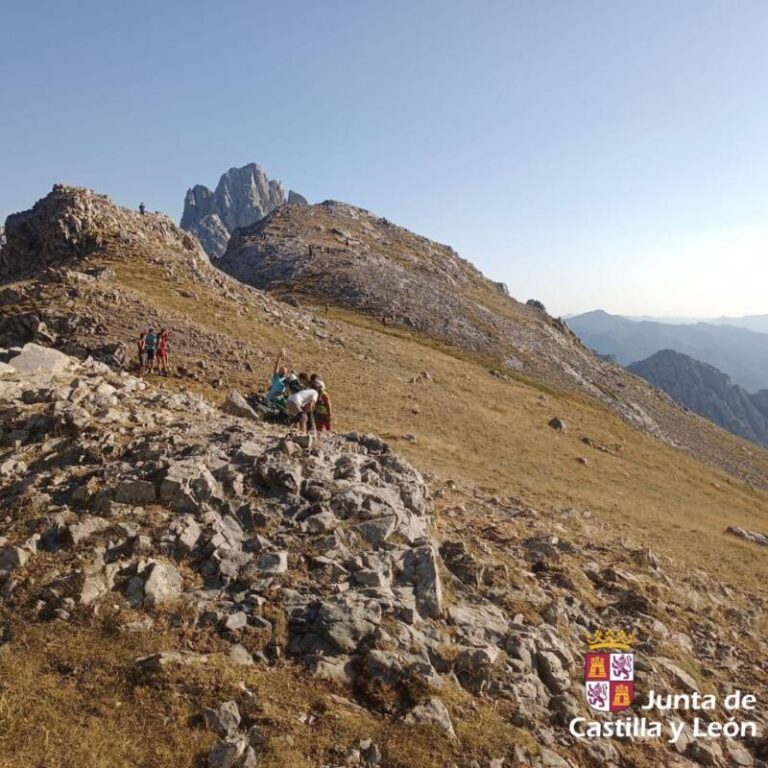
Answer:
[1, 184, 204, 279]
[629, 349, 768, 447]
[0, 186, 311, 380]
[181, 164, 306, 260]
[287, 190, 308, 206]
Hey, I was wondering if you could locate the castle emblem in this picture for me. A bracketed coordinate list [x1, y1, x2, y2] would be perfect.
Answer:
[584, 629, 635, 713]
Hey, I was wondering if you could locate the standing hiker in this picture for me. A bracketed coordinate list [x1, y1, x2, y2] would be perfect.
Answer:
[143, 329, 157, 374]
[314, 381, 333, 432]
[157, 328, 170, 376]
[139, 202, 146, 216]
[137, 330, 147, 374]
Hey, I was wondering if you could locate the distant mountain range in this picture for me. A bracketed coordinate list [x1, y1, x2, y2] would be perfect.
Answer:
[711, 314, 768, 334]
[567, 310, 768, 393]
[628, 350, 768, 447]
[618, 313, 768, 333]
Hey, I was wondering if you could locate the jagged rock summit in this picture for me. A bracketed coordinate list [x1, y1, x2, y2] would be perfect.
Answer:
[180, 163, 307, 259]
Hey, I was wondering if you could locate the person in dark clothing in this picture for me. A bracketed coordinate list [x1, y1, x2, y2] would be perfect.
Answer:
[139, 202, 146, 215]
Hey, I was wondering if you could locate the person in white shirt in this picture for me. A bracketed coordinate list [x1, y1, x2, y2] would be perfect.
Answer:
[287, 387, 318, 433]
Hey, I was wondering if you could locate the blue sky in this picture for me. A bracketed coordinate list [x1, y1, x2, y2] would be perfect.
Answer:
[2, 0, 767, 317]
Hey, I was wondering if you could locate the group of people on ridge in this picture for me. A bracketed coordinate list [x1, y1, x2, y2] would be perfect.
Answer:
[137, 329, 171, 377]
[265, 349, 333, 434]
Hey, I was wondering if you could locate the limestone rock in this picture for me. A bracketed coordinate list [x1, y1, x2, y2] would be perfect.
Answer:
[222, 390, 260, 421]
[8, 343, 71, 374]
[287, 190, 308, 206]
[143, 562, 183, 607]
[181, 163, 288, 259]
[202, 701, 241, 738]
[403, 697, 456, 739]
[114, 479, 157, 505]
[0, 545, 29, 572]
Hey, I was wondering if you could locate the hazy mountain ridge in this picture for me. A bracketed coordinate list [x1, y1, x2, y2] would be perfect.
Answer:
[629, 349, 768, 447]
[712, 314, 768, 334]
[567, 309, 768, 392]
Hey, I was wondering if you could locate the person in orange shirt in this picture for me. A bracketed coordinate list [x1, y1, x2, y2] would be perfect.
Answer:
[314, 381, 333, 432]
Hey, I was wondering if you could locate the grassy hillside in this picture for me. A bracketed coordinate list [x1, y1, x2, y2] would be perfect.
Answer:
[9, 236, 766, 594]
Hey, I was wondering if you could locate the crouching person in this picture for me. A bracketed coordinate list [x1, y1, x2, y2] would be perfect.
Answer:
[287, 386, 318, 433]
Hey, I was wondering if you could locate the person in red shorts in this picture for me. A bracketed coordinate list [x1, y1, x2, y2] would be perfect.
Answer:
[314, 380, 333, 432]
[157, 328, 170, 376]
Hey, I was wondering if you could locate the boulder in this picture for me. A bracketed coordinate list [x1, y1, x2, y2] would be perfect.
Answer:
[222, 391, 260, 421]
[160, 460, 223, 512]
[402, 544, 443, 619]
[114, 479, 157, 505]
[79, 574, 108, 605]
[404, 697, 456, 739]
[536, 650, 571, 694]
[289, 595, 382, 655]
[254, 551, 288, 575]
[0, 545, 29, 572]
[202, 701, 241, 738]
[207, 739, 246, 768]
[8, 343, 71, 374]
[143, 562, 183, 607]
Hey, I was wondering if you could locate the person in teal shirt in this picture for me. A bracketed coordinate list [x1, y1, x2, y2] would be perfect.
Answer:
[143, 329, 157, 375]
[266, 348, 288, 406]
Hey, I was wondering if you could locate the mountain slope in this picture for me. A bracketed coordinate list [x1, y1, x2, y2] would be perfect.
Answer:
[568, 310, 768, 392]
[217, 200, 768, 485]
[2, 185, 768, 766]
[1, 346, 766, 768]
[628, 349, 768, 447]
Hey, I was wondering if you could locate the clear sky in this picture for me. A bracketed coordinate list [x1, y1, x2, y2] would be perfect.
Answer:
[2, 0, 767, 317]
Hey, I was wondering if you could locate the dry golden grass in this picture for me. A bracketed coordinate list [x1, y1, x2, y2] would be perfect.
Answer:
[0, 615, 536, 768]
[105, 253, 768, 594]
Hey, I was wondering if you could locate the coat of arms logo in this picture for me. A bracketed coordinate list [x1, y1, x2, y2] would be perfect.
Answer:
[584, 629, 635, 713]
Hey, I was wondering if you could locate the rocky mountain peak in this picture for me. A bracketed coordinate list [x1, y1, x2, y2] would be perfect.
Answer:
[2, 185, 203, 280]
[180, 163, 307, 260]
[628, 348, 768, 447]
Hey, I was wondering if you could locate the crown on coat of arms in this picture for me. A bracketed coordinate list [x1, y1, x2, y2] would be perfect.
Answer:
[586, 629, 635, 651]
